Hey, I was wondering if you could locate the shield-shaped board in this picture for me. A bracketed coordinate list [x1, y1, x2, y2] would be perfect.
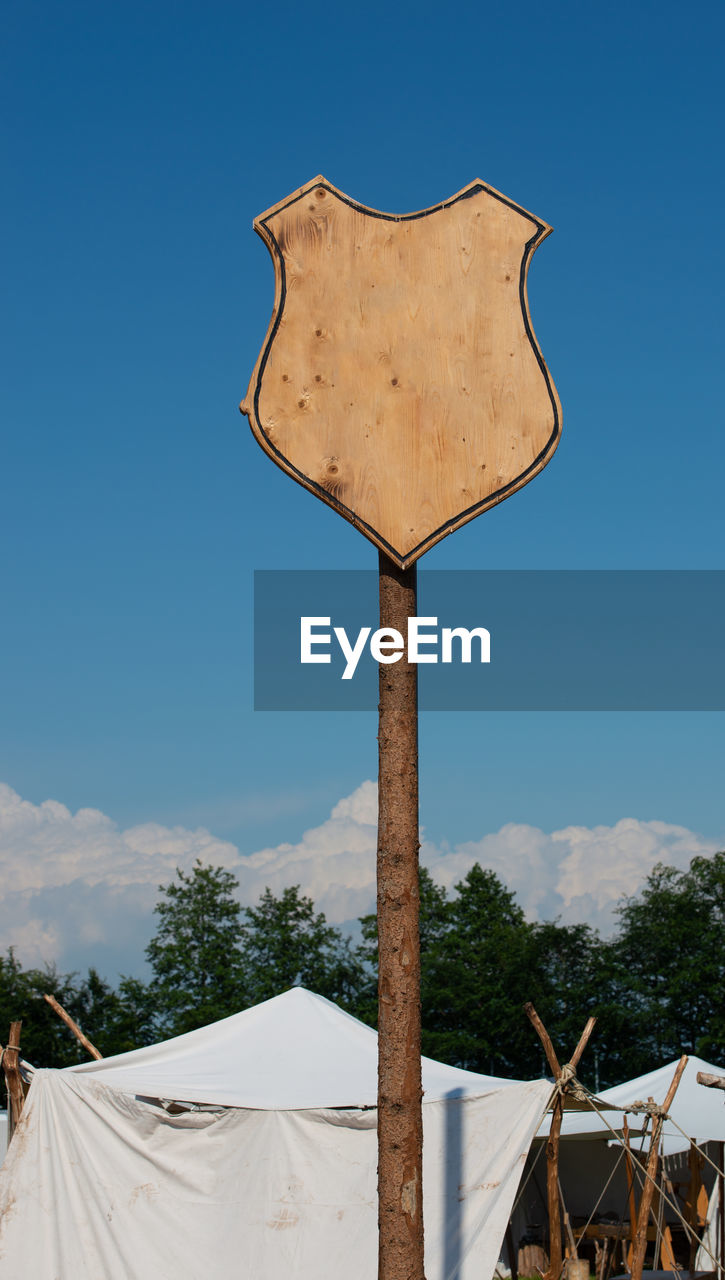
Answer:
[241, 176, 561, 567]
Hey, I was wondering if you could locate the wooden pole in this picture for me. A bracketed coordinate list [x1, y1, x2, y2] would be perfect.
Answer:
[377, 551, 424, 1280]
[559, 1178, 578, 1260]
[2, 1021, 25, 1134]
[658, 1178, 676, 1270]
[686, 1142, 702, 1272]
[623, 1117, 638, 1270]
[523, 1003, 561, 1078]
[547, 1096, 565, 1280]
[719, 1140, 724, 1280]
[629, 1055, 688, 1280]
[523, 1006, 596, 1280]
[43, 993, 103, 1060]
[697, 1071, 725, 1092]
[570, 1017, 597, 1069]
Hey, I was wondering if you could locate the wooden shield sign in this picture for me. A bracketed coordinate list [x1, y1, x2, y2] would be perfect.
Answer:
[241, 176, 561, 567]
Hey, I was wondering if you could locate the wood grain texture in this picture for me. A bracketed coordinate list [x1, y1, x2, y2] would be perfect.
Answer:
[3, 1020, 25, 1130]
[630, 1056, 688, 1280]
[241, 176, 561, 567]
[376, 555, 423, 1280]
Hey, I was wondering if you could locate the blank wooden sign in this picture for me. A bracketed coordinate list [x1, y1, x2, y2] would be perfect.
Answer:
[241, 176, 561, 567]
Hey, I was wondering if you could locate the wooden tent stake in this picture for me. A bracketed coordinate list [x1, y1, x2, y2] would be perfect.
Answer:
[43, 993, 103, 1061]
[377, 553, 423, 1280]
[629, 1055, 688, 1280]
[2, 1020, 26, 1134]
[523, 1005, 596, 1280]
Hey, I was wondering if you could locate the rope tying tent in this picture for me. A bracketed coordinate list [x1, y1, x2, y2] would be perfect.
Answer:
[627, 1099, 669, 1119]
[557, 1062, 577, 1090]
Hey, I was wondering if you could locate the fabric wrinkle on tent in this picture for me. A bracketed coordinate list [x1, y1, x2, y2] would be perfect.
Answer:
[0, 987, 554, 1280]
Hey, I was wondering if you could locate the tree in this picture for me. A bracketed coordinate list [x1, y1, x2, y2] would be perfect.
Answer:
[242, 885, 365, 1008]
[420, 863, 538, 1075]
[358, 865, 556, 1075]
[609, 851, 725, 1076]
[0, 948, 89, 1067]
[0, 951, 154, 1066]
[66, 969, 157, 1057]
[528, 919, 620, 1088]
[146, 861, 246, 1035]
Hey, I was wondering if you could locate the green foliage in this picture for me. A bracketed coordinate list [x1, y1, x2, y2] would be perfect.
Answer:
[0, 949, 87, 1067]
[527, 919, 621, 1087]
[354, 853, 725, 1085]
[241, 885, 366, 1010]
[0, 952, 156, 1068]
[419, 864, 537, 1075]
[145, 868, 365, 1033]
[603, 851, 725, 1077]
[146, 860, 246, 1035]
[3, 850, 724, 1090]
[65, 970, 157, 1057]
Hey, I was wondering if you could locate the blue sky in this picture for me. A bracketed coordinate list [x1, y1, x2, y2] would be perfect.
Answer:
[1, 0, 723, 975]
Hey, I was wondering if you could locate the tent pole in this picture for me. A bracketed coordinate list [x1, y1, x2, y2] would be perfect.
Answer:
[629, 1055, 688, 1280]
[623, 1117, 638, 1270]
[43, 993, 103, 1060]
[719, 1141, 724, 1280]
[686, 1143, 701, 1273]
[2, 1021, 25, 1137]
[377, 552, 424, 1280]
[523, 1006, 596, 1280]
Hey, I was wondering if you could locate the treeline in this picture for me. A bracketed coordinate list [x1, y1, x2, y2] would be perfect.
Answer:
[2, 852, 724, 1088]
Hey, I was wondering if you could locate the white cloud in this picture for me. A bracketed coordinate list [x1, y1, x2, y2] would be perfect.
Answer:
[421, 817, 719, 931]
[0, 779, 720, 976]
[0, 781, 240, 973]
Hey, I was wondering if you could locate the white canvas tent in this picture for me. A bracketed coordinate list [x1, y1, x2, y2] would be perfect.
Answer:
[510, 1055, 725, 1268]
[0, 988, 553, 1279]
[544, 1055, 725, 1156]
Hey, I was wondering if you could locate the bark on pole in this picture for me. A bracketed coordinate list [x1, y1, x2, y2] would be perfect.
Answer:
[3, 1020, 25, 1137]
[523, 1006, 596, 1280]
[377, 551, 424, 1280]
[719, 1140, 724, 1280]
[630, 1055, 688, 1280]
[43, 993, 103, 1060]
[623, 1117, 638, 1269]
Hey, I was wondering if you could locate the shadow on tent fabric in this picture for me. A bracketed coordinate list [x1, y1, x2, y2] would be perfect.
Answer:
[444, 1087, 465, 1280]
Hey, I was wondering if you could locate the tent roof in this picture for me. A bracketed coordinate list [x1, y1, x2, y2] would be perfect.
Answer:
[539, 1054, 725, 1153]
[66, 987, 522, 1110]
